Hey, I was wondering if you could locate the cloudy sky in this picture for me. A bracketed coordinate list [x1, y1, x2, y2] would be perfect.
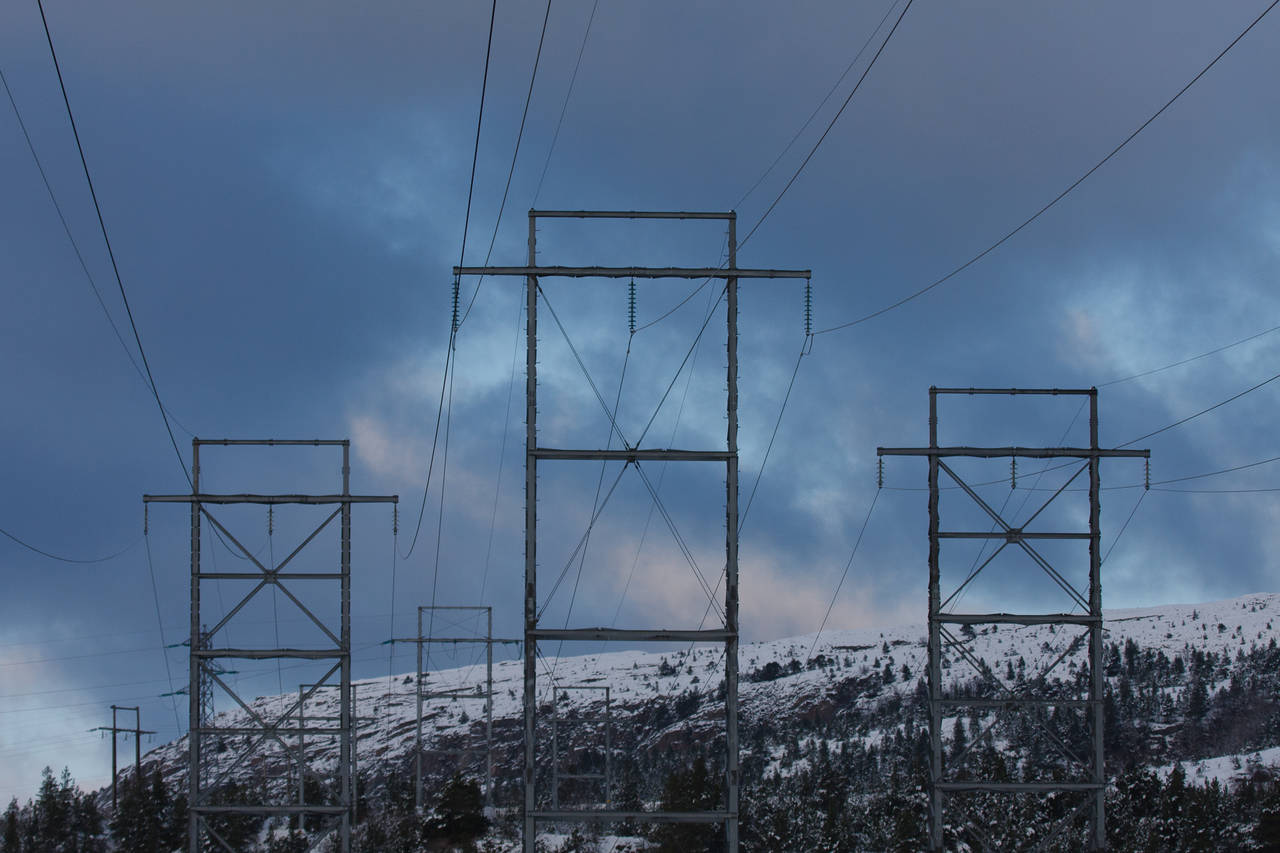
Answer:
[2, 0, 1279, 802]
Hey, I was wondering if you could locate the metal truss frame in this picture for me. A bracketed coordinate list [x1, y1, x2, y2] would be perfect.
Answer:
[295, 682, 360, 833]
[392, 604, 520, 813]
[878, 388, 1149, 852]
[146, 439, 396, 853]
[551, 685, 613, 810]
[457, 209, 810, 852]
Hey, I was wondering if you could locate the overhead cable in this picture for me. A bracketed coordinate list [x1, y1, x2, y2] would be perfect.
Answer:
[36, 0, 191, 485]
[814, 0, 1280, 336]
[0, 525, 140, 565]
[458, 0, 555, 329]
[740, 0, 916, 248]
[533, 0, 600, 204]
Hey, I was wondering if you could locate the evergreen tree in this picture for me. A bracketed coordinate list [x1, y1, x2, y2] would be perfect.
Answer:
[653, 757, 721, 853]
[424, 774, 487, 851]
[2, 799, 20, 853]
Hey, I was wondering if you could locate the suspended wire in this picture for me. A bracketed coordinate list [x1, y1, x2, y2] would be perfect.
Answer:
[0, 525, 140, 564]
[1154, 485, 1280, 494]
[814, 0, 1280, 336]
[632, 279, 714, 334]
[400, 347, 454, 559]
[400, 0, 498, 564]
[458, 0, 499, 271]
[1, 66, 195, 438]
[1099, 323, 1280, 388]
[1119, 370, 1280, 447]
[144, 532, 181, 732]
[457, 0, 555, 330]
[734, 0, 902, 211]
[424, 359, 457, 674]
[739, 0, 916, 249]
[533, 0, 600, 204]
[479, 289, 526, 604]
[807, 488, 880, 661]
[36, 0, 191, 486]
[740, 344, 807, 531]
[1101, 490, 1147, 566]
[630, 232, 728, 335]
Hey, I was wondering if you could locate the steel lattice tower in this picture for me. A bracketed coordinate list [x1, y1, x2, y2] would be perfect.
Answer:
[879, 388, 1149, 851]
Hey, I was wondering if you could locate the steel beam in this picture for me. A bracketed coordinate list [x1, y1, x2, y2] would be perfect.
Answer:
[531, 448, 734, 461]
[455, 265, 809, 280]
[879, 447, 1149, 459]
[529, 628, 733, 642]
[531, 210, 735, 220]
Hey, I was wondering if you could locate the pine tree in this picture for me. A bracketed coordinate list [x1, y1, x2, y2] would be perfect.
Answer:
[2, 798, 20, 853]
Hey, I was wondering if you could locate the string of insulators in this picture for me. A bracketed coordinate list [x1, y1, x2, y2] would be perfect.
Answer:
[143, 504, 148, 536]
[267, 505, 273, 537]
[450, 275, 461, 338]
[627, 279, 636, 335]
[877, 457, 883, 489]
[804, 278, 812, 337]
[393, 505, 399, 535]
[1010, 458, 1017, 490]
[1144, 458, 1150, 491]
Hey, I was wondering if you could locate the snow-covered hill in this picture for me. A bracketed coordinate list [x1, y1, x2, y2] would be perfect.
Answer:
[135, 591, 1280, 801]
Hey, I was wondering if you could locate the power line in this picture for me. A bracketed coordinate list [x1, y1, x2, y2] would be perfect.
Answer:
[740, 0, 916, 249]
[1099, 323, 1280, 387]
[1101, 489, 1147, 565]
[457, 0, 555, 329]
[533, 0, 599, 204]
[0, 525, 140, 565]
[734, 0, 902, 211]
[458, 0, 499, 270]
[807, 488, 881, 661]
[814, 0, 1280, 336]
[1, 65, 194, 437]
[1119, 371, 1280, 447]
[36, 0, 190, 486]
[740, 345, 807, 531]
[403, 0, 499, 560]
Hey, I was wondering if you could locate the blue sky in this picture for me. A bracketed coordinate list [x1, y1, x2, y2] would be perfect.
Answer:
[2, 0, 1279, 802]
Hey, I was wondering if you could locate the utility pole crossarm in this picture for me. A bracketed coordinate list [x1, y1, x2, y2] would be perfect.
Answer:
[454, 265, 809, 280]
[877, 446, 1149, 459]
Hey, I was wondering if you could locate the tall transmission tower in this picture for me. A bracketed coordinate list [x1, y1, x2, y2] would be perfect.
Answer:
[878, 387, 1150, 851]
[146, 438, 397, 853]
[457, 209, 810, 852]
[94, 705, 154, 813]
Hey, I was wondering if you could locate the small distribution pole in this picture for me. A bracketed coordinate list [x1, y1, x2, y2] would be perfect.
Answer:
[392, 605, 519, 813]
[95, 705, 154, 813]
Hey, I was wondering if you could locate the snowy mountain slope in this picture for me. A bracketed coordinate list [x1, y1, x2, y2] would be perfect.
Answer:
[134, 591, 1280, 798]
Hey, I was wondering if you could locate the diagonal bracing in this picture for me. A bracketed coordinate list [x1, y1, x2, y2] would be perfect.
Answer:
[146, 439, 397, 853]
[878, 388, 1149, 852]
